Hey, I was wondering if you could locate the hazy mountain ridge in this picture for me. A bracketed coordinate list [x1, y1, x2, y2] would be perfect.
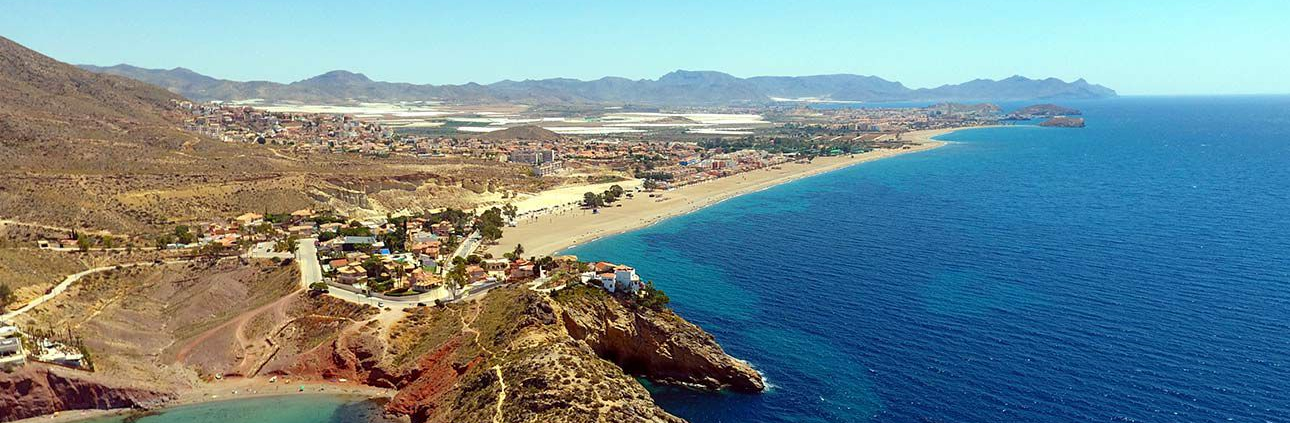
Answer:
[80, 65, 1117, 105]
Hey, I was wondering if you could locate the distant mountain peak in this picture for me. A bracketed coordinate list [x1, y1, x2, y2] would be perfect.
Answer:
[659, 70, 739, 83]
[298, 70, 372, 85]
[79, 61, 1117, 105]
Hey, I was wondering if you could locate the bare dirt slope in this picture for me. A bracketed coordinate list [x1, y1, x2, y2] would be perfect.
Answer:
[12, 258, 300, 386]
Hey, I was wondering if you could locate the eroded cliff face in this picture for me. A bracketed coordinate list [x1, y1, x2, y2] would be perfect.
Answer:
[280, 287, 696, 423]
[0, 365, 173, 422]
[6, 285, 758, 423]
[554, 287, 765, 393]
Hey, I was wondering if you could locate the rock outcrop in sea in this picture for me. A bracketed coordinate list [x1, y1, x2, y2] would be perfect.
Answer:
[558, 287, 765, 393]
[285, 286, 761, 423]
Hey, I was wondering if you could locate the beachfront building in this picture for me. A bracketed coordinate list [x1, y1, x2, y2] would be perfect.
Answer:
[582, 262, 643, 294]
[508, 259, 537, 280]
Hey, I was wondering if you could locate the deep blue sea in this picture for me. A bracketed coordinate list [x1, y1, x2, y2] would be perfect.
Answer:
[569, 96, 1290, 422]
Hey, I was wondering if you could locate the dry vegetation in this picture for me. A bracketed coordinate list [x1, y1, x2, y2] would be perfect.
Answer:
[12, 258, 301, 386]
[0, 35, 557, 236]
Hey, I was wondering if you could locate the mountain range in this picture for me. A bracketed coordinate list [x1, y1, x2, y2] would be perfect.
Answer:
[80, 64, 1117, 106]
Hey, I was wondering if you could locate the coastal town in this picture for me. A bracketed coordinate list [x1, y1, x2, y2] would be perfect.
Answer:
[169, 98, 1053, 188]
[0, 32, 1099, 423]
[0, 94, 1078, 378]
[10, 1, 1273, 422]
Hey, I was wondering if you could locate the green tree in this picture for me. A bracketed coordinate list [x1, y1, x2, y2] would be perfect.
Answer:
[480, 223, 503, 244]
[512, 244, 525, 258]
[253, 222, 274, 235]
[637, 282, 671, 311]
[362, 256, 385, 279]
[76, 235, 92, 252]
[155, 234, 175, 250]
[582, 192, 603, 208]
[446, 262, 468, 299]
[379, 220, 409, 253]
[535, 255, 555, 270]
[502, 203, 518, 221]
[0, 283, 14, 307]
[173, 225, 197, 244]
[274, 236, 299, 253]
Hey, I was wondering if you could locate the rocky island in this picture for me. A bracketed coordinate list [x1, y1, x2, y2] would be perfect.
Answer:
[1012, 103, 1082, 117]
[1039, 116, 1086, 128]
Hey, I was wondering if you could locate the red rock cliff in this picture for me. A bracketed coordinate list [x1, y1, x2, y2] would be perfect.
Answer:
[0, 365, 173, 422]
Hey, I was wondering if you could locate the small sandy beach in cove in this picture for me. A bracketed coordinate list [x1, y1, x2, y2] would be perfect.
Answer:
[13, 377, 394, 423]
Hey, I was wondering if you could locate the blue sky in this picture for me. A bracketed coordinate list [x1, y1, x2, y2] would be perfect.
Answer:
[3, 0, 1287, 95]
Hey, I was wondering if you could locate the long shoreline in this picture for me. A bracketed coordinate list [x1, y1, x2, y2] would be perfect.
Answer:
[12, 126, 988, 423]
[488, 126, 993, 258]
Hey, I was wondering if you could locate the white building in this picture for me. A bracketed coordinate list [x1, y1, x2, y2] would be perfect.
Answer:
[612, 266, 642, 294]
[0, 325, 26, 367]
[583, 265, 643, 294]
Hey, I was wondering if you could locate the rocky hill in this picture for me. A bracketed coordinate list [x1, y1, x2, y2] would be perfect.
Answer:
[82, 65, 1118, 106]
[0, 36, 193, 171]
[1, 37, 541, 235]
[1039, 116, 1086, 128]
[290, 286, 762, 422]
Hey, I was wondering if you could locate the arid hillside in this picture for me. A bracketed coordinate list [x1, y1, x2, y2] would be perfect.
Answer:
[0, 36, 544, 235]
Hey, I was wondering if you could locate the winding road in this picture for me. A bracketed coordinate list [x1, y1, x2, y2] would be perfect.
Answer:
[1, 259, 189, 322]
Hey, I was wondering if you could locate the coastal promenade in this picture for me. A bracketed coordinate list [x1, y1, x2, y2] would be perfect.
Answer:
[489, 127, 964, 257]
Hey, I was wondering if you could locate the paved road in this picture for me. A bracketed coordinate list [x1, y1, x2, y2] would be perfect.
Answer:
[453, 231, 482, 259]
[294, 238, 324, 289]
[1, 259, 189, 322]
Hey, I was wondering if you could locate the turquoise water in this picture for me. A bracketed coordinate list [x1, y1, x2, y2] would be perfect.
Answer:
[568, 96, 1290, 422]
[77, 395, 391, 423]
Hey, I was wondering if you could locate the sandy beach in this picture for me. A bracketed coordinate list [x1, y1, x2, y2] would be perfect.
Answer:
[488, 127, 981, 258]
[13, 377, 394, 423]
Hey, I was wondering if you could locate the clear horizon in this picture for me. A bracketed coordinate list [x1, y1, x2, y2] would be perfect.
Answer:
[3, 0, 1288, 96]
